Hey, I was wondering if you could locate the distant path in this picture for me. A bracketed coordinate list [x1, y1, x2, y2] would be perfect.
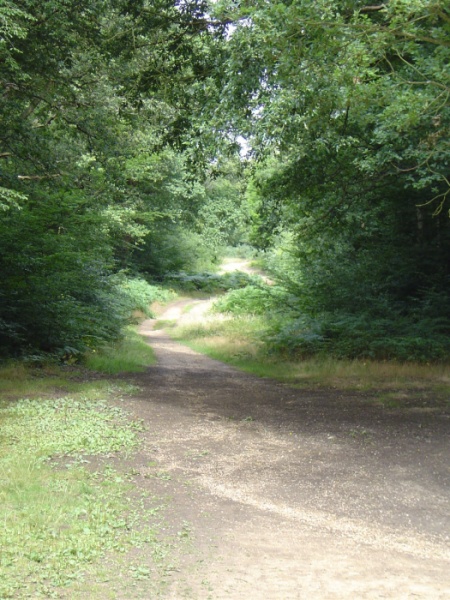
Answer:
[219, 257, 274, 284]
[122, 262, 450, 599]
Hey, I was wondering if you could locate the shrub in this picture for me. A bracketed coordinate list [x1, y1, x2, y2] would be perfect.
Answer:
[212, 285, 278, 315]
[113, 276, 172, 319]
[164, 271, 263, 293]
[264, 311, 450, 362]
[132, 227, 218, 277]
[264, 315, 326, 357]
[223, 244, 260, 259]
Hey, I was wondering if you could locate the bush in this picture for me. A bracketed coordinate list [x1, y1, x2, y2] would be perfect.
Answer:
[223, 244, 260, 259]
[264, 315, 326, 357]
[164, 271, 263, 293]
[264, 311, 450, 362]
[212, 285, 278, 315]
[113, 276, 172, 319]
[325, 313, 450, 362]
[132, 227, 218, 278]
[258, 228, 450, 362]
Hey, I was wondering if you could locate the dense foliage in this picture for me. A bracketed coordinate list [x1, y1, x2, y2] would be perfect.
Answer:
[212, 0, 450, 361]
[0, 0, 241, 357]
[1, 0, 449, 361]
[165, 270, 262, 292]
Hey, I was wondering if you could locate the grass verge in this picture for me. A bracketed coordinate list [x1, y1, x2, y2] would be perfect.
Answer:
[166, 309, 450, 406]
[0, 359, 173, 599]
[84, 326, 156, 374]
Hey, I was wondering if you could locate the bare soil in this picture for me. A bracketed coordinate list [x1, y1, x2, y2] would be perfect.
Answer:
[96, 285, 450, 600]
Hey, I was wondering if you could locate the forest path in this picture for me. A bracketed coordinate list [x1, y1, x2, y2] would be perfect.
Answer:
[218, 256, 273, 284]
[117, 262, 450, 599]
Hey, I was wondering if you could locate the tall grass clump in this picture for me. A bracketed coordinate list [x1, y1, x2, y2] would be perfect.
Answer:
[168, 286, 450, 396]
[84, 326, 156, 374]
[169, 309, 268, 366]
[0, 362, 81, 397]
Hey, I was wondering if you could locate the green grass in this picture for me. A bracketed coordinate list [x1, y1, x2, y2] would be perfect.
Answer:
[0, 362, 79, 398]
[84, 326, 156, 374]
[0, 355, 177, 599]
[1, 394, 141, 460]
[0, 457, 150, 598]
[0, 385, 142, 598]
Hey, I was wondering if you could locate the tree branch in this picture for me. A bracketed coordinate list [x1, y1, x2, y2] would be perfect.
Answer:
[17, 173, 62, 181]
[393, 30, 450, 48]
[436, 9, 450, 25]
[359, 5, 387, 13]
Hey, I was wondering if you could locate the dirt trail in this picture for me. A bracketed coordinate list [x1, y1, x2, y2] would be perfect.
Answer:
[219, 257, 273, 284]
[120, 267, 450, 599]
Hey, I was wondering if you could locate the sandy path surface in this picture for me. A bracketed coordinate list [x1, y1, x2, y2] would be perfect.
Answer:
[114, 291, 450, 599]
[219, 257, 273, 284]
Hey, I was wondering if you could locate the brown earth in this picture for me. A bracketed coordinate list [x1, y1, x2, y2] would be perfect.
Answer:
[94, 283, 450, 600]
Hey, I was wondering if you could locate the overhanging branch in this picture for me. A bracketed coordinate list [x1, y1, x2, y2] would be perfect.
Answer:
[359, 5, 387, 13]
[17, 173, 62, 181]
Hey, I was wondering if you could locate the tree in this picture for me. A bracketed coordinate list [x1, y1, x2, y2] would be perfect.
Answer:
[211, 0, 450, 360]
[0, 0, 225, 357]
[213, 0, 449, 208]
